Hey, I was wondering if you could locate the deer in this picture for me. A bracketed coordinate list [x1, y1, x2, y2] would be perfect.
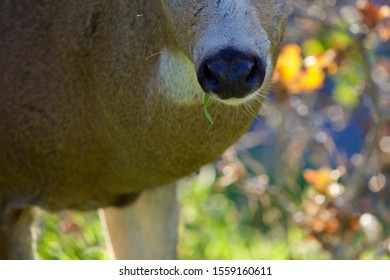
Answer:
[0, 0, 289, 259]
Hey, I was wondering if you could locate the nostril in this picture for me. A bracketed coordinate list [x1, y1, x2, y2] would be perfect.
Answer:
[198, 63, 220, 93]
[235, 60, 255, 83]
[245, 58, 265, 87]
[205, 64, 219, 87]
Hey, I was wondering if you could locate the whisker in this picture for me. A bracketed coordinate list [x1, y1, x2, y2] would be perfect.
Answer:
[268, 84, 285, 91]
[145, 51, 163, 60]
[240, 104, 252, 119]
[243, 104, 261, 121]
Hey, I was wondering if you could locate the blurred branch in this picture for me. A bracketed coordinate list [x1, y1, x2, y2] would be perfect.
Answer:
[345, 122, 381, 204]
[356, 38, 386, 122]
[345, 34, 388, 206]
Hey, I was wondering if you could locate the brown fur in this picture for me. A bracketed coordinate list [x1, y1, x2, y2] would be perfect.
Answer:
[0, 0, 288, 259]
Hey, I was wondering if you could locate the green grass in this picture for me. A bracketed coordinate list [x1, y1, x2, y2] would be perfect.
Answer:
[36, 211, 108, 260]
[36, 167, 328, 260]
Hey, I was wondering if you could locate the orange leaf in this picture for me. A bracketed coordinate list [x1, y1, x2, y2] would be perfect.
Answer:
[356, 0, 384, 27]
[273, 45, 337, 94]
[303, 168, 332, 194]
[301, 64, 325, 92]
[274, 44, 303, 84]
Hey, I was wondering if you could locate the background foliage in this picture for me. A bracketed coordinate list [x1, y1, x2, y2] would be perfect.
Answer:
[37, 0, 390, 260]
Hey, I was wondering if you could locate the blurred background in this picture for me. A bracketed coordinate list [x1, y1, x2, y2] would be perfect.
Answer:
[37, 0, 390, 260]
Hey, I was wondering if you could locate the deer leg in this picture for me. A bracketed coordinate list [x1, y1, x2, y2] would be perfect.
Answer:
[100, 184, 178, 260]
[0, 207, 37, 259]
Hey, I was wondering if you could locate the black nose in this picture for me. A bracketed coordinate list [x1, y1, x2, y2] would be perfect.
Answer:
[197, 48, 266, 100]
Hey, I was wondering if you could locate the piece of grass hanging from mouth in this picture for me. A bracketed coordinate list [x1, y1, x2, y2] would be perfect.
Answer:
[203, 95, 213, 124]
